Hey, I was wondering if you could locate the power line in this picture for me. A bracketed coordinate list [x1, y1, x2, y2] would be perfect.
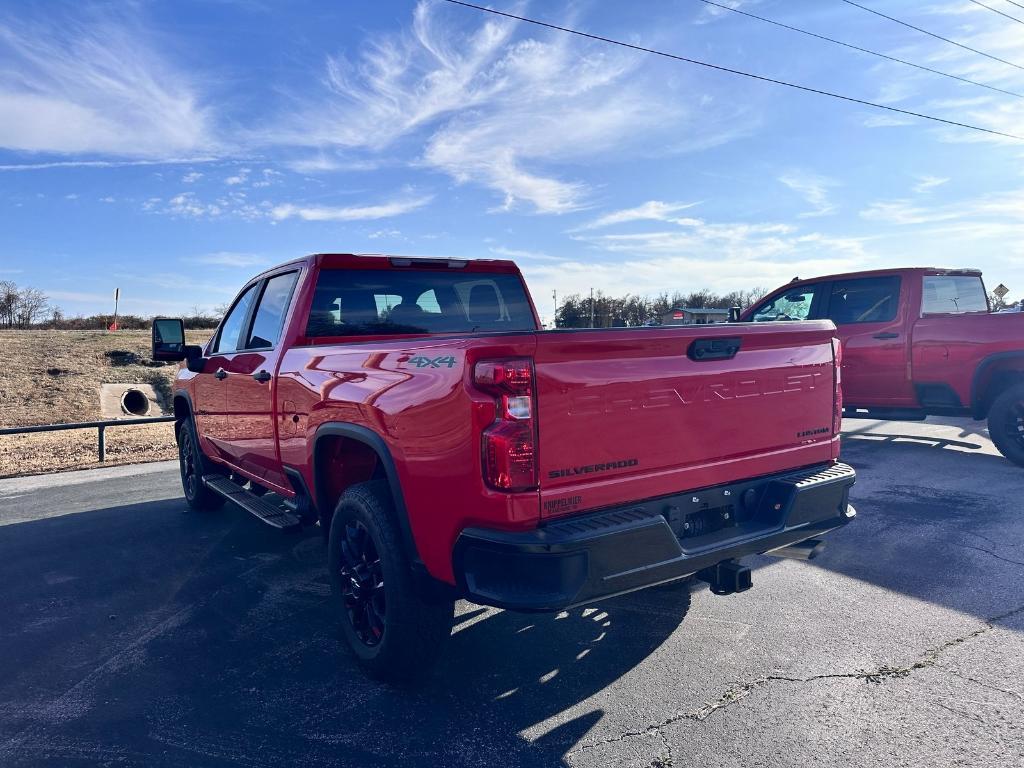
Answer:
[967, 0, 1024, 25]
[1003, 0, 1024, 10]
[695, 0, 1023, 99]
[441, 0, 1024, 141]
[839, 0, 1024, 71]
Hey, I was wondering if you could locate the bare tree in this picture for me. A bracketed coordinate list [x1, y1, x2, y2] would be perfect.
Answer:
[0, 280, 17, 328]
[14, 286, 49, 328]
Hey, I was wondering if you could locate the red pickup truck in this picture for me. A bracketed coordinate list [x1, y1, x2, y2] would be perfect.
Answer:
[743, 267, 1024, 465]
[153, 253, 855, 682]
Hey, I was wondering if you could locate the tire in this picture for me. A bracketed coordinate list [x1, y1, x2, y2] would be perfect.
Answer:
[177, 416, 225, 512]
[327, 480, 454, 684]
[988, 383, 1024, 467]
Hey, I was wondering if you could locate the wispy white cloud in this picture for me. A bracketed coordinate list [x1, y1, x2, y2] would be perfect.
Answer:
[367, 229, 402, 240]
[166, 192, 222, 218]
[0, 10, 216, 157]
[271, 2, 714, 214]
[183, 252, 268, 268]
[488, 246, 563, 261]
[862, 114, 915, 129]
[528, 226, 868, 301]
[270, 194, 432, 222]
[225, 168, 250, 185]
[778, 172, 838, 218]
[182, 171, 203, 183]
[0, 157, 217, 171]
[546, 194, 870, 299]
[859, 6, 1024, 144]
[251, 168, 282, 188]
[860, 190, 1024, 233]
[913, 175, 950, 193]
[283, 155, 381, 174]
[693, 0, 753, 26]
[576, 201, 702, 230]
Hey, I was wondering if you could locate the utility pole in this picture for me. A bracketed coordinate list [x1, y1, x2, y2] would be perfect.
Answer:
[589, 287, 594, 328]
[551, 289, 558, 329]
[111, 288, 120, 332]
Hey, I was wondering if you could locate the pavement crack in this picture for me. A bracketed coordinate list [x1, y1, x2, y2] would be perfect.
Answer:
[945, 669, 1024, 702]
[953, 543, 1024, 567]
[570, 603, 1024, 757]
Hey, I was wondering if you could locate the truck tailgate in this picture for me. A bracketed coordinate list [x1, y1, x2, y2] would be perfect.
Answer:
[534, 322, 838, 517]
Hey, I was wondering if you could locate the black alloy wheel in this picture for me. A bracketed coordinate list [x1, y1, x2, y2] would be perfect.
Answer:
[337, 519, 386, 647]
[179, 425, 199, 500]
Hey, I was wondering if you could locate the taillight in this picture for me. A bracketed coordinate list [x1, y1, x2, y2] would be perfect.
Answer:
[475, 358, 537, 491]
[832, 337, 843, 434]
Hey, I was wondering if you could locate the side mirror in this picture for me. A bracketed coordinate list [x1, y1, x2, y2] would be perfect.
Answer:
[153, 318, 204, 365]
[728, 306, 742, 322]
[153, 318, 186, 361]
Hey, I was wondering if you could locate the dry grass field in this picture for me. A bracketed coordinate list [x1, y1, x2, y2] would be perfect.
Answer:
[0, 329, 211, 478]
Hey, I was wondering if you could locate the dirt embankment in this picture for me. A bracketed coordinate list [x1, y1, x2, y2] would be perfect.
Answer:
[0, 329, 210, 478]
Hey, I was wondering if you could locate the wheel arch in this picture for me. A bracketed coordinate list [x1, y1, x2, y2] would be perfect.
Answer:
[172, 390, 195, 436]
[971, 352, 1024, 418]
[312, 422, 421, 568]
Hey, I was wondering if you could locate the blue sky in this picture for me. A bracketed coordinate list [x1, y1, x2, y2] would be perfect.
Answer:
[1, 0, 1023, 325]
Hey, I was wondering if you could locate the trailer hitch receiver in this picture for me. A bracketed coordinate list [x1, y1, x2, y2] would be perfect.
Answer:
[697, 560, 752, 595]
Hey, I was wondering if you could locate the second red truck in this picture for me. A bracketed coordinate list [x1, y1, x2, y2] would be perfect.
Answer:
[745, 267, 1024, 466]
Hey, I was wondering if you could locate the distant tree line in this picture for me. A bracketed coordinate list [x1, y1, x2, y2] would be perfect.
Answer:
[0, 280, 222, 330]
[554, 288, 770, 329]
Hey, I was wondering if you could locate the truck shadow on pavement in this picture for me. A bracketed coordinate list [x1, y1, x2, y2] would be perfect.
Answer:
[810, 434, 1024, 625]
[0, 498, 692, 768]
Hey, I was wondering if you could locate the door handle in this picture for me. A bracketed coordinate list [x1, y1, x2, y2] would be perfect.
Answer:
[872, 332, 899, 340]
[252, 370, 272, 383]
[214, 367, 227, 380]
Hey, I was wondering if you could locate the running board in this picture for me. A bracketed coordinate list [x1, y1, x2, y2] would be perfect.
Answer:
[203, 474, 302, 530]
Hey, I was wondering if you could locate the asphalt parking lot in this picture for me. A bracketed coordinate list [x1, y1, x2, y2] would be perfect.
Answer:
[1, 417, 1022, 768]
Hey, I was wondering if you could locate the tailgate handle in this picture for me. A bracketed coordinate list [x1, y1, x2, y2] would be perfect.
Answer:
[688, 337, 741, 361]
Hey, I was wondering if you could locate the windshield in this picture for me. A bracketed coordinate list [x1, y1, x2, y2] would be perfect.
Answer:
[305, 268, 537, 337]
[751, 285, 819, 321]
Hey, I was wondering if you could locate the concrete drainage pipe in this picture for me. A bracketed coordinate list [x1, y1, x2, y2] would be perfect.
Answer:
[120, 388, 151, 416]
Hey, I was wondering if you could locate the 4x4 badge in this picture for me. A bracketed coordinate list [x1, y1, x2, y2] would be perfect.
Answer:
[408, 355, 457, 369]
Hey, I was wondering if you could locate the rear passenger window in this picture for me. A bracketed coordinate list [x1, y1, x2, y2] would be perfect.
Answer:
[305, 269, 536, 337]
[246, 271, 298, 349]
[828, 277, 900, 325]
[922, 275, 989, 314]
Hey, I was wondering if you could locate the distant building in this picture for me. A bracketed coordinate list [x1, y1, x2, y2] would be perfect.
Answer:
[661, 306, 731, 325]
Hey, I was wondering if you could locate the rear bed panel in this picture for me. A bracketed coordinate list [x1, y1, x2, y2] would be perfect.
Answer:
[534, 323, 838, 518]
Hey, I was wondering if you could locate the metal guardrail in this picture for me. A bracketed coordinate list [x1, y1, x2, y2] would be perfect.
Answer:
[0, 416, 175, 462]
